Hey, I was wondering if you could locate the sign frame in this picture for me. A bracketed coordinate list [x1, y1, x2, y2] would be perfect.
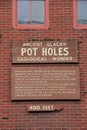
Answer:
[11, 66, 80, 100]
[12, 41, 79, 63]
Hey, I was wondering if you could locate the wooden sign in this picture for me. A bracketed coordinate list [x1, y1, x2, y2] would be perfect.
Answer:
[28, 104, 63, 112]
[12, 41, 78, 63]
[11, 66, 80, 100]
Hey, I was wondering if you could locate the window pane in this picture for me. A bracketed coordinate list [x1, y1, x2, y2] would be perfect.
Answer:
[78, 0, 87, 24]
[32, 0, 44, 24]
[18, 0, 30, 24]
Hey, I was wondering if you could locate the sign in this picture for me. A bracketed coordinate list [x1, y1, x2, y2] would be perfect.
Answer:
[11, 66, 80, 100]
[12, 41, 78, 63]
[28, 104, 63, 112]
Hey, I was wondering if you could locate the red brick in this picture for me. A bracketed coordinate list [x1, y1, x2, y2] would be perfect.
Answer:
[0, 0, 87, 130]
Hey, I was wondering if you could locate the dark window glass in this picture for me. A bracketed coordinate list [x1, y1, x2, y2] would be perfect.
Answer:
[32, 1, 44, 24]
[18, 0, 30, 24]
[78, 0, 87, 24]
[18, 0, 44, 25]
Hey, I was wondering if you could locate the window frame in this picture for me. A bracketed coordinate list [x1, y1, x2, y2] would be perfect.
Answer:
[73, 0, 87, 29]
[12, 0, 49, 29]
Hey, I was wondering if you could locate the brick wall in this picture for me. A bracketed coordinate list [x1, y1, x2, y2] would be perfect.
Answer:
[0, 0, 87, 130]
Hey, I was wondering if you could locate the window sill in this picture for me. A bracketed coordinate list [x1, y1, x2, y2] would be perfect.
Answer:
[73, 24, 87, 29]
[12, 25, 49, 30]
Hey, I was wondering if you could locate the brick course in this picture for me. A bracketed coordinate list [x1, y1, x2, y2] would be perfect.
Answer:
[0, 0, 87, 130]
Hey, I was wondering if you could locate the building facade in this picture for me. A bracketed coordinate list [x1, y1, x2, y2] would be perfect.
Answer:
[0, 0, 87, 130]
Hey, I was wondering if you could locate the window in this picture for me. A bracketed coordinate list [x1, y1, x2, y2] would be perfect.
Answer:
[73, 0, 87, 29]
[12, 0, 49, 29]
